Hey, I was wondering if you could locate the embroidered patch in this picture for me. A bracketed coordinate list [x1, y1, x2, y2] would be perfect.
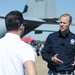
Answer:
[70, 39, 75, 45]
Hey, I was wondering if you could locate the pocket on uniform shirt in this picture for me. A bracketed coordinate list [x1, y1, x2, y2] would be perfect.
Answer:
[65, 43, 75, 55]
[65, 43, 75, 49]
[49, 44, 60, 55]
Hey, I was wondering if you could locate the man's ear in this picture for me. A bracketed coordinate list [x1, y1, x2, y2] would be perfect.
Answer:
[70, 23, 72, 26]
[19, 24, 24, 30]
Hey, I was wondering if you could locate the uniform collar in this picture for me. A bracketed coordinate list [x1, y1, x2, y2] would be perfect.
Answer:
[58, 30, 70, 38]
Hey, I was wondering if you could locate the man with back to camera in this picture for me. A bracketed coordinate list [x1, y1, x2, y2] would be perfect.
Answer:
[0, 10, 37, 75]
[41, 14, 75, 75]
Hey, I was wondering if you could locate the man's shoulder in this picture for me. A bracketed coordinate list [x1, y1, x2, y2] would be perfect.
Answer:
[49, 31, 58, 37]
[46, 31, 58, 40]
[21, 40, 32, 48]
[70, 32, 75, 37]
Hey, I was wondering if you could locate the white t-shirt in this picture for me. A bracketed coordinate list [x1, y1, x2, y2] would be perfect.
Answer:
[0, 33, 35, 75]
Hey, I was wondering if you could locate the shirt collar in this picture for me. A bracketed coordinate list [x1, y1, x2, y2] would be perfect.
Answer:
[58, 30, 70, 38]
[5, 33, 21, 40]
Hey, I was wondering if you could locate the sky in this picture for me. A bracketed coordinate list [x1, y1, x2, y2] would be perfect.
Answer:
[0, 0, 75, 41]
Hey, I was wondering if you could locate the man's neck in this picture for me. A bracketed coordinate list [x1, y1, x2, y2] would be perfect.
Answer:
[61, 30, 69, 37]
[8, 30, 20, 36]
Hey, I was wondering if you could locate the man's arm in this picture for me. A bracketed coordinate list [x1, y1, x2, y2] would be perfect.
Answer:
[24, 60, 37, 75]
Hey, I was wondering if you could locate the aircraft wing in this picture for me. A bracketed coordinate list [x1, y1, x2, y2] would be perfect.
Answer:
[22, 17, 45, 37]
[23, 17, 59, 36]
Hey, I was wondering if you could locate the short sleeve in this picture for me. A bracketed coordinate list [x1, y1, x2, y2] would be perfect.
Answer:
[21, 45, 35, 63]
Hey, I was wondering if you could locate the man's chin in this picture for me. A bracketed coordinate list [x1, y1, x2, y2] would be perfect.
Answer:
[60, 29, 64, 32]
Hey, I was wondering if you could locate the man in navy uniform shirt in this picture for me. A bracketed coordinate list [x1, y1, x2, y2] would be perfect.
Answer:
[41, 14, 75, 75]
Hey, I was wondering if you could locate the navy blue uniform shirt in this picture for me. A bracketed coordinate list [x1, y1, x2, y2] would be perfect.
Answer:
[41, 30, 75, 71]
